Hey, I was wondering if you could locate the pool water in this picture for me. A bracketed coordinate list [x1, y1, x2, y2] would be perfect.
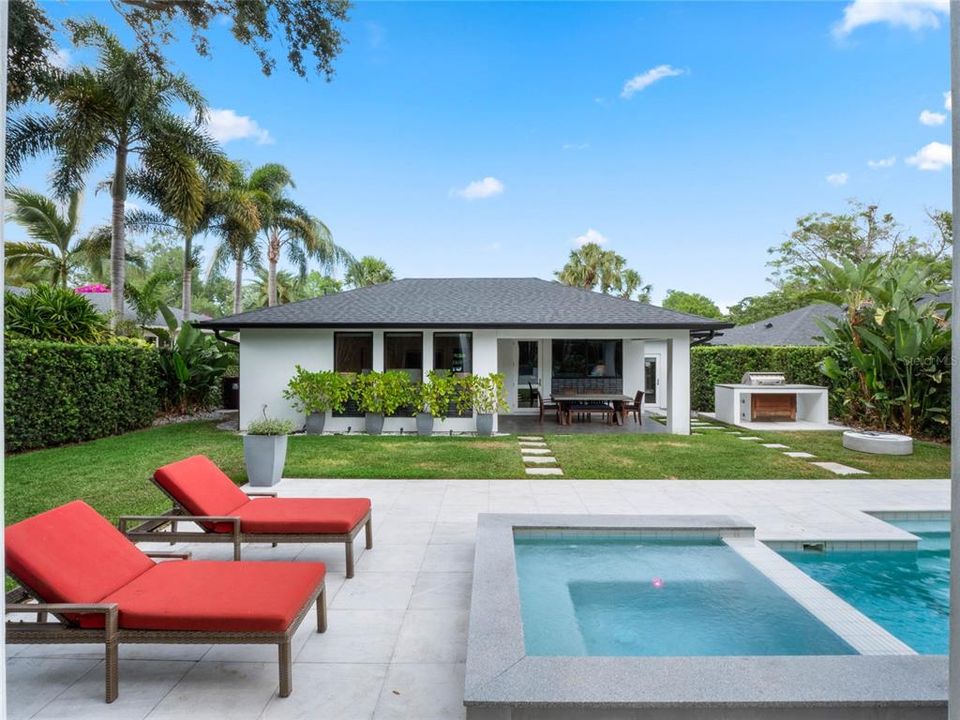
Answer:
[781, 520, 949, 655]
[514, 536, 855, 656]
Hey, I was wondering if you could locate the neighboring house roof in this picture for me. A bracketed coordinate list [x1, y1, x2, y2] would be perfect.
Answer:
[195, 277, 733, 332]
[6, 286, 209, 327]
[710, 303, 842, 346]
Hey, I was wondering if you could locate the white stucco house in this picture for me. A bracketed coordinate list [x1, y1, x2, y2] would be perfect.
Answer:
[197, 278, 731, 435]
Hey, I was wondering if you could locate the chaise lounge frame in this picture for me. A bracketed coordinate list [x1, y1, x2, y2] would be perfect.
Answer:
[118, 481, 373, 577]
[5, 551, 327, 703]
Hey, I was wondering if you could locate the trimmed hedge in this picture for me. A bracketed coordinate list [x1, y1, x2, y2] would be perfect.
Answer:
[6, 339, 163, 452]
[691, 345, 832, 413]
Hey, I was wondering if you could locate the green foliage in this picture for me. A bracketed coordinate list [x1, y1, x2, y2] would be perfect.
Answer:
[157, 318, 235, 413]
[246, 417, 294, 435]
[351, 371, 415, 416]
[555, 242, 651, 302]
[690, 345, 832, 413]
[726, 282, 812, 325]
[5, 338, 161, 452]
[815, 259, 950, 437]
[5, 285, 109, 343]
[662, 289, 722, 319]
[7, 0, 56, 106]
[457, 373, 509, 415]
[345, 256, 395, 288]
[415, 371, 458, 420]
[283, 366, 352, 414]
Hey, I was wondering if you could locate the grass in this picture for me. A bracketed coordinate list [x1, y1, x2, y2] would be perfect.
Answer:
[6, 420, 949, 531]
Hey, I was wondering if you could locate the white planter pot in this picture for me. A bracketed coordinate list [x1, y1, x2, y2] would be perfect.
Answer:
[416, 412, 435, 436]
[305, 411, 326, 435]
[365, 413, 385, 435]
[476, 413, 494, 436]
[244, 434, 288, 486]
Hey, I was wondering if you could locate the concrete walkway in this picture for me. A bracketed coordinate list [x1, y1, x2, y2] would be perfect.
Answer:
[5, 477, 949, 720]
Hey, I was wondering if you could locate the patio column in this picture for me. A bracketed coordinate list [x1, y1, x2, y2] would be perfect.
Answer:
[665, 333, 691, 435]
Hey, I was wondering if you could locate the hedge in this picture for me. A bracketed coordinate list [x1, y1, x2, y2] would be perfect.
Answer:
[691, 345, 832, 413]
[6, 339, 163, 452]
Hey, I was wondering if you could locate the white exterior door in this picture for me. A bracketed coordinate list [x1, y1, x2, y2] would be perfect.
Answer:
[644, 353, 665, 409]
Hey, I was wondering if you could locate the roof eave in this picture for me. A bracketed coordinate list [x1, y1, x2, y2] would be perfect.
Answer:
[195, 320, 735, 332]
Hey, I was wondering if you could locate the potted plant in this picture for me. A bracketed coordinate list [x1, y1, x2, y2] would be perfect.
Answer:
[282, 366, 351, 435]
[414, 371, 455, 436]
[353, 371, 414, 435]
[243, 407, 294, 486]
[458, 373, 508, 436]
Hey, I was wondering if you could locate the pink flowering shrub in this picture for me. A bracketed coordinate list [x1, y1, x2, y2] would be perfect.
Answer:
[74, 284, 110, 294]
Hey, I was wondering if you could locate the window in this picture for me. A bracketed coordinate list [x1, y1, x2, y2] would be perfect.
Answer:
[334, 333, 373, 417]
[551, 339, 622, 378]
[433, 333, 472, 375]
[384, 332, 423, 383]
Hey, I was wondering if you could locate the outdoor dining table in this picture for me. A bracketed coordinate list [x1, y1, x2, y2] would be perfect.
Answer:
[551, 393, 634, 426]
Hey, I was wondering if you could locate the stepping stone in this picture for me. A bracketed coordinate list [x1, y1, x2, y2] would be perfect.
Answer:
[810, 461, 869, 476]
[691, 432, 703, 436]
[525, 467, 564, 476]
[517, 436, 544, 441]
[723, 431, 742, 434]
[519, 442, 548, 448]
[784, 451, 816, 459]
[521, 448, 552, 456]
[523, 456, 558, 464]
[738, 436, 762, 441]
[762, 443, 790, 449]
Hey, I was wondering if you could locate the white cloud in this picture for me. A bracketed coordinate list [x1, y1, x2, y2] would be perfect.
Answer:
[562, 142, 590, 151]
[367, 22, 386, 49]
[620, 65, 685, 99]
[826, 172, 849, 186]
[203, 108, 274, 145]
[946, 91, 953, 112]
[906, 141, 952, 170]
[919, 109, 946, 126]
[572, 228, 608, 247]
[832, 0, 948, 37]
[451, 176, 504, 200]
[46, 47, 71, 69]
[867, 156, 896, 169]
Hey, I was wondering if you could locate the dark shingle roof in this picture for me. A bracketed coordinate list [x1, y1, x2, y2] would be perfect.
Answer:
[710, 303, 841, 346]
[196, 278, 732, 331]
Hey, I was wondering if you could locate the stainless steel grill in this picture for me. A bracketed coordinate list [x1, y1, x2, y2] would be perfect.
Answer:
[740, 372, 787, 386]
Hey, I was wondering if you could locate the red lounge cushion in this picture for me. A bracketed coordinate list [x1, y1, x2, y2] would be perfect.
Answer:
[154, 455, 250, 518]
[5, 501, 155, 605]
[81, 560, 326, 632]
[214, 498, 371, 535]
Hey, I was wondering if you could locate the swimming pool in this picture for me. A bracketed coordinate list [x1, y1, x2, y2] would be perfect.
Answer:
[781, 520, 949, 655]
[514, 535, 855, 656]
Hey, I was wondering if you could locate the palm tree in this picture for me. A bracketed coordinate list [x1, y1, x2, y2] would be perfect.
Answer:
[241, 163, 351, 306]
[247, 268, 303, 308]
[345, 256, 395, 288]
[6, 20, 224, 326]
[5, 187, 113, 288]
[619, 269, 652, 303]
[555, 242, 623, 293]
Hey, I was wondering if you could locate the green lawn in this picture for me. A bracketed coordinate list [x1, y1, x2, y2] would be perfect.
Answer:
[5, 420, 949, 532]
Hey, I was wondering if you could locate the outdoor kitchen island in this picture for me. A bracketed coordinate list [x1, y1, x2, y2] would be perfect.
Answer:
[714, 372, 832, 431]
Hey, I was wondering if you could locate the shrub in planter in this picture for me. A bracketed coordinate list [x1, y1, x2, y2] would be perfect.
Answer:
[352, 371, 415, 435]
[243, 412, 294, 487]
[282, 366, 352, 434]
[457, 373, 508, 436]
[413, 371, 456, 436]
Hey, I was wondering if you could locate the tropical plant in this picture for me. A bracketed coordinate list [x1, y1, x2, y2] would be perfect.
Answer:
[6, 20, 225, 326]
[283, 366, 352, 415]
[457, 373, 508, 415]
[351, 371, 415, 416]
[415, 371, 457, 420]
[4, 187, 116, 288]
[156, 309, 236, 412]
[246, 268, 303, 308]
[345, 256, 395, 288]
[814, 259, 950, 436]
[5, 285, 108, 343]
[124, 270, 177, 327]
[555, 242, 650, 300]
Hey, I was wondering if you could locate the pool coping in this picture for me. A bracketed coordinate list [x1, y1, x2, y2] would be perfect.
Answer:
[464, 513, 947, 712]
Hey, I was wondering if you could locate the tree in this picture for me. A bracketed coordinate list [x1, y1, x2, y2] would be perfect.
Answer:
[725, 284, 811, 325]
[301, 271, 342, 297]
[7, 0, 57, 106]
[246, 268, 304, 308]
[111, 0, 350, 80]
[124, 269, 177, 326]
[555, 242, 651, 300]
[345, 256, 395, 288]
[4, 187, 116, 288]
[6, 20, 224, 327]
[662, 290, 722, 319]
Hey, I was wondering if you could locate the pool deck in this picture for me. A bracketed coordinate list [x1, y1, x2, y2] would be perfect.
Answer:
[5, 477, 950, 720]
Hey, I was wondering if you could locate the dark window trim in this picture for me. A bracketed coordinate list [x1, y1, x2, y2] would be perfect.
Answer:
[334, 332, 374, 417]
[432, 331, 474, 376]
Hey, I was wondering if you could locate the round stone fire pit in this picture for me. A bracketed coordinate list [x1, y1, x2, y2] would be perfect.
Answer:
[842, 430, 913, 456]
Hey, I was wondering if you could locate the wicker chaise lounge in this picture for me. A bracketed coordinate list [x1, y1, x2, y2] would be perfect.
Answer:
[120, 455, 373, 577]
[6, 500, 328, 703]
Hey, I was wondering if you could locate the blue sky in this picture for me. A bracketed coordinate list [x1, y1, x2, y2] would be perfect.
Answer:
[8, 1, 953, 309]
